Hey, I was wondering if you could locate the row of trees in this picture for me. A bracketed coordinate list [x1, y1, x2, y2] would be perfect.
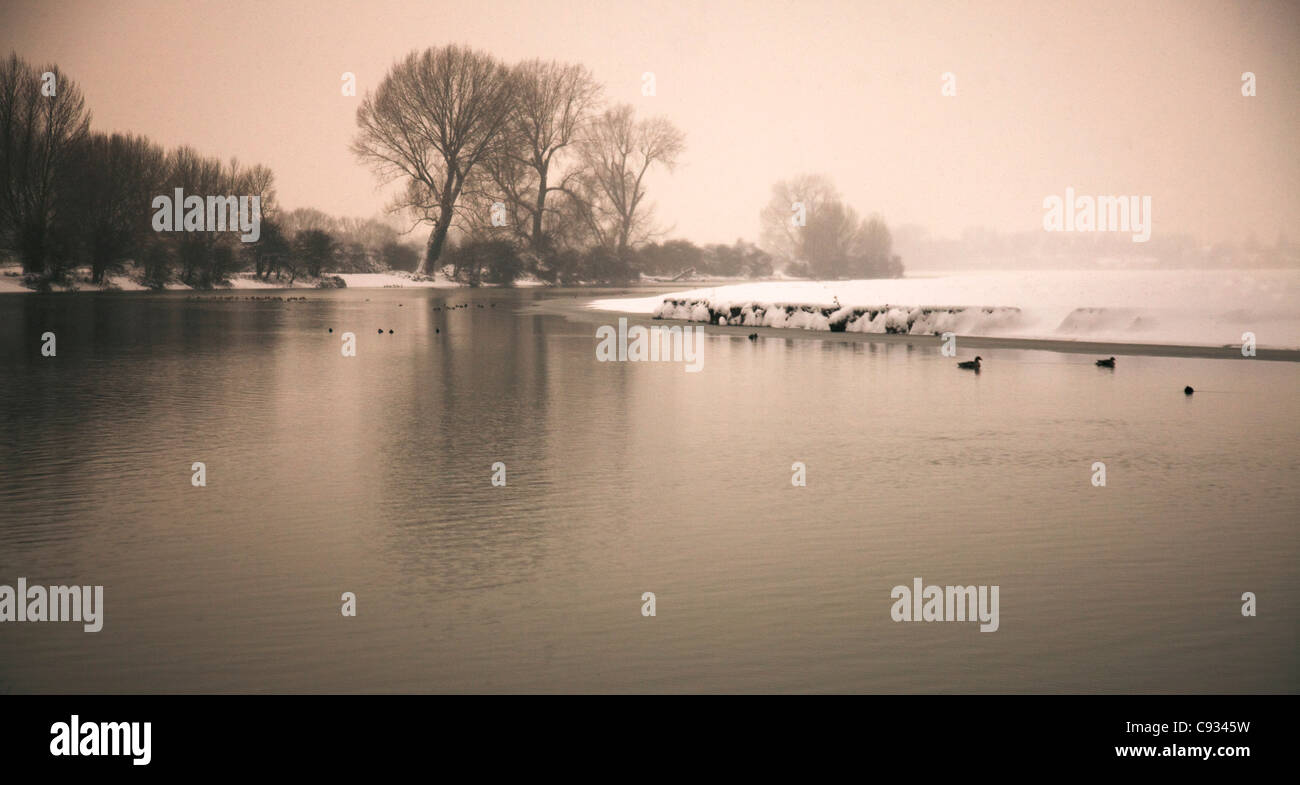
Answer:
[274, 207, 420, 277]
[633, 239, 773, 279]
[1, 52, 273, 286]
[0, 52, 424, 289]
[353, 46, 688, 282]
[0, 54, 88, 278]
[351, 47, 900, 283]
[439, 237, 774, 286]
[3, 46, 902, 287]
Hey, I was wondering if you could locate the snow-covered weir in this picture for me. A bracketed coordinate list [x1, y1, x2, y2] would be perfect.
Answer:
[588, 271, 1300, 349]
[654, 298, 1023, 335]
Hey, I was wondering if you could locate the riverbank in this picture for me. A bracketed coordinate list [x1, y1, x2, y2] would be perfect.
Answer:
[0, 266, 550, 293]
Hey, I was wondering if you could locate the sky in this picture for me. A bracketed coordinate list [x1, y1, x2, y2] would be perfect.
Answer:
[3, 0, 1297, 247]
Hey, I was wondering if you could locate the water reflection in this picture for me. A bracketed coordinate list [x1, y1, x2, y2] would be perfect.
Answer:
[0, 288, 1296, 693]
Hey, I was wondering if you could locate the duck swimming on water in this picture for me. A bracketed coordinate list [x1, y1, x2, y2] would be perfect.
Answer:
[957, 356, 982, 370]
[1096, 356, 1115, 368]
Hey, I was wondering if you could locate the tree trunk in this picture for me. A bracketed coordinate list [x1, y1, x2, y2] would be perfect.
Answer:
[617, 218, 631, 260]
[531, 163, 547, 248]
[418, 200, 455, 276]
[91, 241, 111, 284]
[19, 221, 45, 274]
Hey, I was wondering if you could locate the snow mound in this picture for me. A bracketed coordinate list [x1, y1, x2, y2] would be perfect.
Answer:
[655, 298, 1023, 335]
[590, 270, 1300, 349]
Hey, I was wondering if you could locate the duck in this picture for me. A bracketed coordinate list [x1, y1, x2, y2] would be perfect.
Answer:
[957, 356, 982, 370]
[1096, 356, 1115, 368]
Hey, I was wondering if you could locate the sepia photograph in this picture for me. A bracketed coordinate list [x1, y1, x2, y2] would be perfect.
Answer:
[0, 0, 1294, 769]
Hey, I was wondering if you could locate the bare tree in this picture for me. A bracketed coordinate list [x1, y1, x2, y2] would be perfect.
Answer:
[230, 161, 280, 279]
[759, 174, 902, 279]
[352, 45, 517, 275]
[166, 147, 220, 285]
[577, 105, 684, 258]
[474, 60, 601, 252]
[281, 207, 336, 237]
[294, 228, 336, 278]
[71, 132, 168, 282]
[800, 199, 863, 279]
[858, 214, 902, 278]
[0, 53, 90, 273]
[758, 173, 839, 267]
[230, 160, 277, 220]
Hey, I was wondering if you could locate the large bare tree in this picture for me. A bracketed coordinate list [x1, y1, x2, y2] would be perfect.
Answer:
[474, 60, 601, 252]
[577, 105, 684, 258]
[0, 53, 90, 273]
[352, 45, 516, 274]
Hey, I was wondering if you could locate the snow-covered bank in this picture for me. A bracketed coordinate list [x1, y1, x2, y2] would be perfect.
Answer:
[0, 266, 481, 292]
[588, 269, 1300, 349]
[200, 270, 467, 289]
[0, 269, 158, 293]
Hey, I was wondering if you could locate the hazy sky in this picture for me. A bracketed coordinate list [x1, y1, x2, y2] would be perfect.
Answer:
[3, 0, 1297, 246]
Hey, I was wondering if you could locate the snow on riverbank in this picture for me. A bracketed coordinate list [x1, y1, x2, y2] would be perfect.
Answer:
[222, 271, 467, 289]
[588, 269, 1300, 349]
[0, 269, 157, 293]
[0, 266, 493, 292]
[332, 272, 458, 288]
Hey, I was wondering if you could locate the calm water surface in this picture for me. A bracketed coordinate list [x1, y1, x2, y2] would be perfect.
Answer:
[0, 288, 1296, 692]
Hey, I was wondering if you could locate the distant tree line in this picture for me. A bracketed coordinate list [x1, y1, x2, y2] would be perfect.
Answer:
[0, 52, 419, 289]
[352, 45, 902, 285]
[268, 207, 417, 283]
[439, 236, 776, 286]
[2, 47, 902, 289]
